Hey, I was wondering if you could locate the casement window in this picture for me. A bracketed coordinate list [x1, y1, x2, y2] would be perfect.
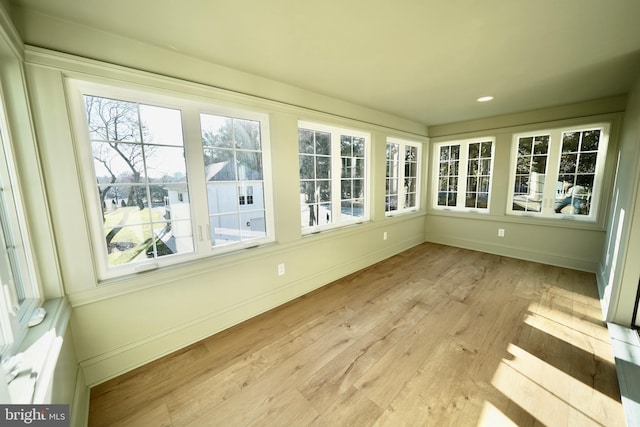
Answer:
[68, 80, 274, 280]
[298, 121, 370, 233]
[508, 123, 609, 220]
[385, 138, 421, 215]
[432, 138, 495, 211]
[0, 101, 40, 356]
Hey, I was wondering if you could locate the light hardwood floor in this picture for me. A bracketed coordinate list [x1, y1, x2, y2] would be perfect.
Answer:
[88, 243, 625, 426]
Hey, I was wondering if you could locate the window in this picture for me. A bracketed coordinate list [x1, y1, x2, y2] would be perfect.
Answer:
[298, 121, 370, 233]
[432, 138, 495, 211]
[508, 123, 609, 220]
[69, 81, 274, 279]
[0, 102, 40, 356]
[201, 114, 266, 245]
[385, 138, 421, 215]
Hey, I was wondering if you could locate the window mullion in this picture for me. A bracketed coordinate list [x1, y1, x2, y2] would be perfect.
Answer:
[543, 130, 562, 215]
[397, 144, 406, 211]
[181, 106, 209, 253]
[331, 130, 341, 224]
[457, 143, 469, 208]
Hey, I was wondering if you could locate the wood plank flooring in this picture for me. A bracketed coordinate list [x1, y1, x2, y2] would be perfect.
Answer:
[88, 243, 625, 426]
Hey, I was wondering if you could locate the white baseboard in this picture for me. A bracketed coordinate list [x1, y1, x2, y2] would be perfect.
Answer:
[425, 234, 599, 272]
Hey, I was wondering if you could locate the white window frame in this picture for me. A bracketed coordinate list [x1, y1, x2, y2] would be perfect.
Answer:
[385, 137, 421, 216]
[507, 123, 610, 221]
[431, 137, 496, 213]
[0, 93, 41, 357]
[298, 120, 370, 234]
[67, 79, 275, 281]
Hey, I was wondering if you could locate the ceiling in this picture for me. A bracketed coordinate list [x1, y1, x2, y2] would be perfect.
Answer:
[9, 0, 640, 126]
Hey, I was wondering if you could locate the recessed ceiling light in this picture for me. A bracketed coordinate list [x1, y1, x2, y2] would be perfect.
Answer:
[477, 96, 494, 102]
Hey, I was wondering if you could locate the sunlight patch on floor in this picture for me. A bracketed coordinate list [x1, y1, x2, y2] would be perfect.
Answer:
[492, 343, 621, 427]
[523, 312, 613, 361]
[477, 401, 518, 426]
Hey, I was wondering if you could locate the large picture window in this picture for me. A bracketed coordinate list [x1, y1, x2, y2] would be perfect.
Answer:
[508, 124, 609, 220]
[386, 138, 421, 215]
[298, 121, 370, 233]
[432, 138, 495, 212]
[69, 81, 274, 279]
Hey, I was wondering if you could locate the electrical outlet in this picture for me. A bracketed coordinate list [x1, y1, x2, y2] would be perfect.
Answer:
[383, 231, 388, 241]
[277, 263, 285, 276]
[498, 228, 505, 237]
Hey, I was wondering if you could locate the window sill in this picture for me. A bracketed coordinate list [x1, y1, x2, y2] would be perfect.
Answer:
[2, 298, 71, 404]
[426, 209, 605, 231]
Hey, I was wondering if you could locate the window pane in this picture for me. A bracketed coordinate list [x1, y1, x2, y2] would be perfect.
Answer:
[353, 137, 365, 157]
[239, 184, 264, 210]
[298, 129, 314, 154]
[236, 151, 263, 180]
[532, 156, 547, 173]
[340, 135, 352, 156]
[233, 119, 261, 150]
[204, 149, 236, 181]
[533, 136, 549, 154]
[85, 96, 141, 143]
[207, 183, 238, 214]
[341, 157, 352, 179]
[354, 158, 365, 178]
[316, 156, 330, 179]
[92, 142, 145, 184]
[468, 143, 479, 159]
[144, 146, 187, 182]
[201, 114, 234, 149]
[105, 224, 153, 266]
[562, 132, 580, 152]
[299, 155, 314, 180]
[578, 153, 597, 173]
[240, 211, 266, 239]
[480, 142, 492, 157]
[405, 146, 417, 162]
[581, 130, 600, 151]
[300, 181, 315, 203]
[210, 214, 240, 245]
[511, 135, 547, 213]
[316, 132, 331, 155]
[405, 177, 416, 193]
[559, 154, 577, 174]
[318, 181, 331, 202]
[139, 104, 183, 146]
[386, 195, 398, 212]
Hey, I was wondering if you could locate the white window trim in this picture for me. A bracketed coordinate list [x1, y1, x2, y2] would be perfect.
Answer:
[385, 137, 422, 216]
[66, 78, 275, 281]
[431, 137, 496, 213]
[298, 120, 371, 235]
[0, 90, 41, 357]
[506, 123, 610, 221]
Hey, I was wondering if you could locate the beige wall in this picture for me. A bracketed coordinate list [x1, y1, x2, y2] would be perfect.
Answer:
[600, 74, 640, 325]
[23, 46, 428, 386]
[426, 99, 625, 272]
